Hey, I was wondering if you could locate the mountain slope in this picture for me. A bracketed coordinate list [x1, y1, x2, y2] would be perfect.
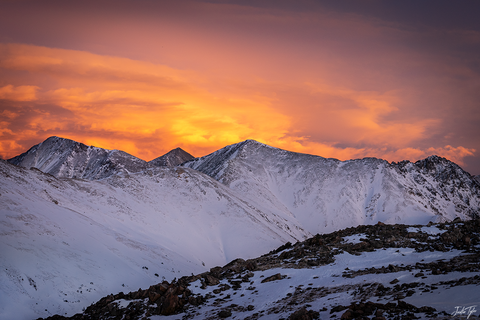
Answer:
[7, 136, 149, 180]
[183, 140, 480, 234]
[148, 148, 194, 167]
[0, 160, 308, 319]
[39, 218, 480, 320]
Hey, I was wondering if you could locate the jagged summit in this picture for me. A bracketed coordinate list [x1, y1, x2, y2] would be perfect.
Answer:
[149, 147, 194, 167]
[413, 155, 468, 177]
[396, 155, 480, 193]
[182, 139, 321, 180]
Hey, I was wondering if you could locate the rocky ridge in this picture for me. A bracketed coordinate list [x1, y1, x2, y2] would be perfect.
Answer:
[39, 218, 480, 320]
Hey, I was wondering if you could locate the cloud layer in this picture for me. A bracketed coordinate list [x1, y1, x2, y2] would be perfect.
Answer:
[0, 1, 479, 173]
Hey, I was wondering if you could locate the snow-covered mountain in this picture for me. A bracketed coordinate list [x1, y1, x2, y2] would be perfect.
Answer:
[7, 136, 151, 180]
[148, 148, 194, 167]
[2, 137, 479, 319]
[183, 140, 480, 233]
[0, 159, 307, 319]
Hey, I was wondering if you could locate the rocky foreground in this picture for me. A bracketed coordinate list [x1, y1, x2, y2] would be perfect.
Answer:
[39, 218, 480, 320]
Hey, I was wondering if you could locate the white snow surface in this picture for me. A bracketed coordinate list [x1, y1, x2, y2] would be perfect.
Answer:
[0, 160, 306, 319]
[407, 226, 448, 235]
[184, 140, 480, 234]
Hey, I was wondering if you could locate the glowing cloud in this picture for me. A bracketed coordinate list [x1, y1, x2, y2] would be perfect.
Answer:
[0, 1, 478, 174]
[0, 44, 293, 160]
[0, 85, 38, 101]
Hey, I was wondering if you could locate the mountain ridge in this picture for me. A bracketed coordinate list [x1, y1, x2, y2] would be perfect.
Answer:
[183, 140, 480, 233]
[7, 136, 196, 180]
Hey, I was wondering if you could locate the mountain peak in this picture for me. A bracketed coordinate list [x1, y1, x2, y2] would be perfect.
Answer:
[412, 154, 467, 179]
[240, 139, 278, 148]
[44, 135, 74, 142]
[416, 154, 450, 165]
[7, 136, 147, 180]
[180, 139, 276, 180]
[149, 147, 195, 167]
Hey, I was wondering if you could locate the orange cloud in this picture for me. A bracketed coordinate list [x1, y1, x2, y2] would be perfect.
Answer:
[0, 85, 38, 101]
[0, 42, 476, 172]
[0, 44, 292, 160]
[267, 139, 476, 167]
[387, 146, 476, 166]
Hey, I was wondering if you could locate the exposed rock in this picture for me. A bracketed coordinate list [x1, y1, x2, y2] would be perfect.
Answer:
[218, 309, 232, 318]
[288, 306, 319, 320]
[261, 273, 286, 283]
[204, 274, 220, 286]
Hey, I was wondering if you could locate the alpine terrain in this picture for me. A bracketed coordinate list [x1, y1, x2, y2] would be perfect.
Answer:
[184, 140, 479, 232]
[1, 137, 479, 320]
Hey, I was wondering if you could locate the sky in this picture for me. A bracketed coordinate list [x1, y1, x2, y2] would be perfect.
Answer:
[0, 0, 479, 174]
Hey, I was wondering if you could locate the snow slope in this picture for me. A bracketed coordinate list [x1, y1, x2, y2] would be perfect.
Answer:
[0, 160, 308, 319]
[44, 219, 480, 320]
[183, 140, 480, 234]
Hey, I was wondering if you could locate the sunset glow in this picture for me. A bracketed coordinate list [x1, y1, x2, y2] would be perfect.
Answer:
[1, 1, 479, 173]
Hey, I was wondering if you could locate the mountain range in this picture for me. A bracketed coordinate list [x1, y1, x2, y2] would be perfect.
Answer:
[1, 136, 479, 319]
[7, 136, 194, 180]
